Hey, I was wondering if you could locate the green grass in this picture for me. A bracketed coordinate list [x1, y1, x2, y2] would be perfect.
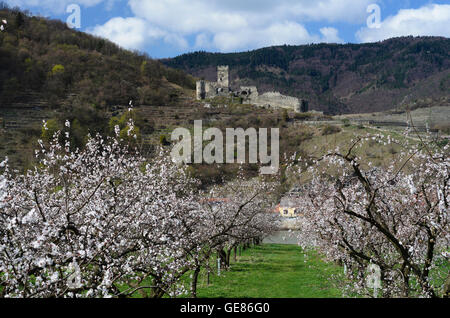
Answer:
[195, 244, 343, 298]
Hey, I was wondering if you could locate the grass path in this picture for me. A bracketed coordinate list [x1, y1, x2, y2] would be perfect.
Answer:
[196, 244, 343, 298]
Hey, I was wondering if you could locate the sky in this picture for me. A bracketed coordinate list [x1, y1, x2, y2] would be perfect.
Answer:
[4, 0, 450, 58]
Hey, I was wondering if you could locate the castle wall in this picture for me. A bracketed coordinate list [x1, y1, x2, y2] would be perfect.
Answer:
[196, 66, 230, 100]
[254, 92, 300, 112]
[240, 86, 259, 102]
[204, 81, 219, 99]
[196, 81, 205, 100]
[217, 66, 229, 89]
[196, 80, 230, 100]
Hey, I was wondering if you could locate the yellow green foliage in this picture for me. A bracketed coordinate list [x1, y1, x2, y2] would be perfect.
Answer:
[109, 111, 141, 142]
[51, 64, 65, 75]
[119, 126, 141, 141]
[140, 61, 147, 75]
[41, 118, 59, 141]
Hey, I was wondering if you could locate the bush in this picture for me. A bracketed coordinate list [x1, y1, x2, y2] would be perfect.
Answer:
[294, 113, 313, 121]
[159, 134, 170, 146]
[51, 64, 64, 75]
[433, 123, 450, 135]
[41, 118, 59, 141]
[281, 109, 289, 122]
[321, 124, 342, 136]
[341, 118, 351, 127]
[388, 146, 398, 155]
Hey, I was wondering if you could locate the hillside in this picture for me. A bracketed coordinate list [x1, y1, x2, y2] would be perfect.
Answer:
[1, 7, 448, 179]
[0, 7, 197, 169]
[163, 37, 450, 115]
[0, 8, 323, 179]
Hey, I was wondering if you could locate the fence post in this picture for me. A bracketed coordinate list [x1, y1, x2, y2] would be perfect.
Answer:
[217, 258, 221, 276]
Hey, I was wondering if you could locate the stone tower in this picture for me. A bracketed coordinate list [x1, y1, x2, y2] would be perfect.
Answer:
[217, 66, 229, 90]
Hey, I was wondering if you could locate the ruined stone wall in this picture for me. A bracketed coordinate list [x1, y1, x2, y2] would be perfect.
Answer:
[254, 92, 300, 112]
[204, 82, 219, 99]
[196, 66, 230, 100]
[196, 81, 205, 100]
[196, 80, 230, 100]
[240, 86, 259, 102]
[217, 65, 229, 89]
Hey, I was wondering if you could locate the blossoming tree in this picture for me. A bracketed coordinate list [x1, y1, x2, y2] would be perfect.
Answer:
[0, 120, 278, 298]
[295, 134, 449, 297]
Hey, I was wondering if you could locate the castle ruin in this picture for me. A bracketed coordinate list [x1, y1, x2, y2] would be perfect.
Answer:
[196, 66, 306, 113]
[196, 66, 231, 100]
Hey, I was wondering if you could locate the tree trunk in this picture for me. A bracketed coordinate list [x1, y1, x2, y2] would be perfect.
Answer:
[206, 258, 210, 286]
[191, 266, 201, 298]
[401, 263, 410, 298]
[218, 250, 227, 268]
[226, 247, 232, 267]
[150, 277, 161, 298]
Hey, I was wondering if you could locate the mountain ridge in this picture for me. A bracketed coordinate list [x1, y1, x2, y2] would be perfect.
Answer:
[163, 36, 450, 114]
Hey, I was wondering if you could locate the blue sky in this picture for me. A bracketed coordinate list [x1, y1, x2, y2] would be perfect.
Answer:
[5, 0, 450, 58]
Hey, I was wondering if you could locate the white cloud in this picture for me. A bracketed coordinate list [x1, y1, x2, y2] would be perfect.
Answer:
[123, 0, 353, 52]
[195, 33, 212, 49]
[89, 17, 154, 50]
[128, 0, 248, 34]
[104, 0, 118, 11]
[211, 23, 343, 52]
[286, 0, 376, 23]
[128, 0, 376, 32]
[356, 4, 450, 43]
[88, 17, 188, 51]
[163, 33, 188, 49]
[320, 27, 344, 43]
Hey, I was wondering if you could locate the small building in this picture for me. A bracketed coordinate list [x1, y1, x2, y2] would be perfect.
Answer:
[272, 189, 306, 218]
[273, 195, 302, 218]
[274, 204, 301, 218]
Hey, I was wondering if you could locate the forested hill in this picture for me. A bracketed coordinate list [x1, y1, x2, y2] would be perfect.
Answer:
[0, 6, 196, 110]
[163, 37, 450, 114]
